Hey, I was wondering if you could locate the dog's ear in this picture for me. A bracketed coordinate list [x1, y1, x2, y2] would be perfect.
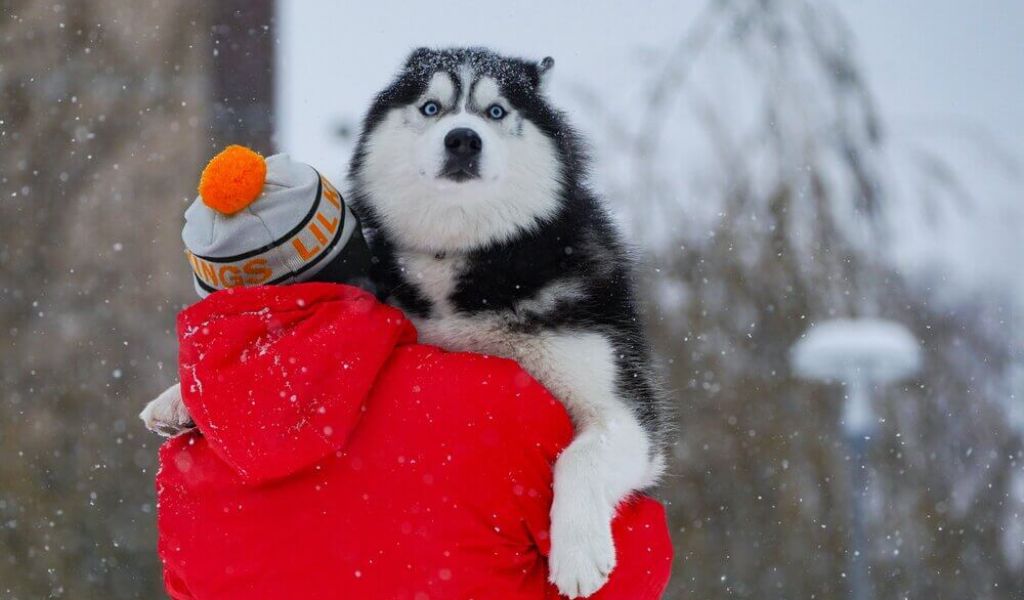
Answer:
[537, 56, 555, 85]
[404, 47, 433, 70]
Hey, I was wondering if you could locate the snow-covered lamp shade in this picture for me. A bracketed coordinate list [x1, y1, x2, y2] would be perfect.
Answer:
[792, 319, 921, 384]
[791, 318, 922, 435]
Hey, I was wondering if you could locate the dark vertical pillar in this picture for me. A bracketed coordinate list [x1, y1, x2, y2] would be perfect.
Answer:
[209, 0, 275, 153]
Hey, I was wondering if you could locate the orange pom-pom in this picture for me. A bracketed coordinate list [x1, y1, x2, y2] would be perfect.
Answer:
[198, 145, 267, 215]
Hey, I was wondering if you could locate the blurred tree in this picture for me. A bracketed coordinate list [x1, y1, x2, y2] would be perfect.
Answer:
[0, 1, 273, 597]
[580, 0, 1024, 598]
[210, 0, 275, 153]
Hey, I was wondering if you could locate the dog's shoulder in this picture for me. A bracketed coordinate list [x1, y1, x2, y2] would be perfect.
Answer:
[452, 193, 639, 326]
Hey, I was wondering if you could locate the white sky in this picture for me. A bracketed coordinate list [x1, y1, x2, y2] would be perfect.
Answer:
[838, 1, 1024, 150]
[277, 1, 1023, 172]
[276, 0, 698, 176]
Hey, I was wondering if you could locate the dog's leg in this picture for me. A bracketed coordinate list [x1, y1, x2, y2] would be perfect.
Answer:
[514, 332, 659, 599]
[139, 383, 195, 437]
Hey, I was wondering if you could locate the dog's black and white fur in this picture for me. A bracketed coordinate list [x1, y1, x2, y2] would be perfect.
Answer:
[350, 48, 667, 597]
[141, 47, 668, 598]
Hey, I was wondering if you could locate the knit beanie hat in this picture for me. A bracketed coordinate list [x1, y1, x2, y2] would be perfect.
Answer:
[183, 145, 371, 297]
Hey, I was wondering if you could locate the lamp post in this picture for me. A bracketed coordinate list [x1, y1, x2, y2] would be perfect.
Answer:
[790, 318, 921, 600]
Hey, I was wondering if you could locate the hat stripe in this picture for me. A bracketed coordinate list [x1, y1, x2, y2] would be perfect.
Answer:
[193, 272, 219, 294]
[193, 206, 353, 293]
[269, 204, 355, 284]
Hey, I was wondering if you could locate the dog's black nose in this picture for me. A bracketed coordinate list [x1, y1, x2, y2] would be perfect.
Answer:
[444, 128, 482, 157]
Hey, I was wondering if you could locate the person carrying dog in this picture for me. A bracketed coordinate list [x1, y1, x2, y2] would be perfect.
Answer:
[146, 146, 673, 600]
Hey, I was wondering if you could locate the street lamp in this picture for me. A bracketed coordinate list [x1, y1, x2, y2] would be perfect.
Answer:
[790, 318, 921, 600]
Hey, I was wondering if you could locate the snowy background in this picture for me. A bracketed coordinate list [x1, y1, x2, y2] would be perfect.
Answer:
[1, 1, 1021, 598]
[278, 0, 1024, 309]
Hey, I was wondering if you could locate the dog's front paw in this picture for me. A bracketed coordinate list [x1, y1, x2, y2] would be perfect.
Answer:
[139, 383, 195, 437]
[548, 497, 616, 598]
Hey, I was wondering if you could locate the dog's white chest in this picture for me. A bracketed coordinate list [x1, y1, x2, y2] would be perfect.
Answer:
[396, 250, 515, 357]
[397, 251, 461, 316]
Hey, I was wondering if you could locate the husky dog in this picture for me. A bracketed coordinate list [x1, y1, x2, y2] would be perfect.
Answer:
[349, 47, 667, 597]
[142, 47, 668, 598]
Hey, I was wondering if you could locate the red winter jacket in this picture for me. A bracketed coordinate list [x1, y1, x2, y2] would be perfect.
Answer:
[157, 283, 672, 599]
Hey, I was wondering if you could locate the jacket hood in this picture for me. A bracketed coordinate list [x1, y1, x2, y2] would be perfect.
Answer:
[176, 282, 416, 484]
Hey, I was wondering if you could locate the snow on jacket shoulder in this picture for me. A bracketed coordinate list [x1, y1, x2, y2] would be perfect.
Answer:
[157, 283, 672, 600]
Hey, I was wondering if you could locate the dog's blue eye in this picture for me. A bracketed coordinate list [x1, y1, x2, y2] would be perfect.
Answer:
[487, 104, 506, 120]
[420, 101, 440, 116]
